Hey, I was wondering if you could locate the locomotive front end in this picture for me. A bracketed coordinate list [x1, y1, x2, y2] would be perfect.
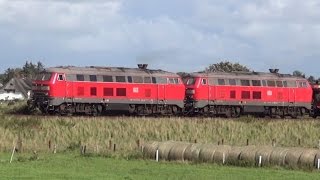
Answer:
[311, 83, 320, 118]
[184, 76, 198, 113]
[29, 71, 53, 113]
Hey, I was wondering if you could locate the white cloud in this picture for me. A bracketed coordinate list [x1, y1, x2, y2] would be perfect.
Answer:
[1, 0, 320, 75]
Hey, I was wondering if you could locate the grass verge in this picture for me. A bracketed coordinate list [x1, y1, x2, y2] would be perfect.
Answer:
[0, 152, 319, 180]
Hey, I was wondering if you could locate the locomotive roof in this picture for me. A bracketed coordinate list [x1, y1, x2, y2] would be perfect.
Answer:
[45, 66, 178, 77]
[190, 71, 307, 81]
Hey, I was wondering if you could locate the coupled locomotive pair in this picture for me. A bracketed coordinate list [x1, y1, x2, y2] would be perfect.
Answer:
[30, 64, 320, 118]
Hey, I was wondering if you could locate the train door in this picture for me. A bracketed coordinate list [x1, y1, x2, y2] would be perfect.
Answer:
[157, 77, 166, 104]
[288, 81, 296, 105]
[56, 74, 66, 98]
[64, 74, 73, 101]
[200, 78, 209, 103]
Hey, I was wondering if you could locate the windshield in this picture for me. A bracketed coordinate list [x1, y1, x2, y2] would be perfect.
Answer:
[35, 72, 52, 81]
[186, 77, 196, 85]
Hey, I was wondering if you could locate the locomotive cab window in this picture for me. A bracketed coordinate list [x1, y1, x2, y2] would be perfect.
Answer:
[36, 72, 52, 81]
[58, 74, 64, 81]
[202, 79, 207, 85]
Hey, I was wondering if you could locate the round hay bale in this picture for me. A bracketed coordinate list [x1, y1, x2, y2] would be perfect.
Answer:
[269, 147, 289, 166]
[298, 149, 320, 168]
[226, 146, 246, 165]
[284, 148, 305, 167]
[239, 146, 259, 166]
[212, 145, 232, 164]
[142, 141, 160, 159]
[168, 142, 192, 161]
[183, 143, 203, 162]
[158, 141, 177, 160]
[198, 144, 219, 163]
[255, 146, 274, 166]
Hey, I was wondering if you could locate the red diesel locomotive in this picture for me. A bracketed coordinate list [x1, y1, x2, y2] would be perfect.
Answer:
[31, 64, 185, 115]
[184, 69, 313, 118]
[31, 65, 320, 118]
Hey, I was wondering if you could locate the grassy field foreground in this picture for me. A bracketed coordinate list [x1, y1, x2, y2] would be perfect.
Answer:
[0, 152, 319, 180]
[1, 112, 320, 154]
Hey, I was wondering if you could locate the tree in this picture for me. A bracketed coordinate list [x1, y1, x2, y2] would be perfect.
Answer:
[292, 70, 305, 78]
[204, 61, 250, 73]
[0, 61, 45, 84]
[308, 76, 315, 83]
[177, 72, 190, 84]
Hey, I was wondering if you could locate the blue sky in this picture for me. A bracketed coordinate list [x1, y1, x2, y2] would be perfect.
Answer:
[1, 0, 320, 76]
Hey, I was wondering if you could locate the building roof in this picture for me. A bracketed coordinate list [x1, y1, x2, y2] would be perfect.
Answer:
[2, 78, 32, 98]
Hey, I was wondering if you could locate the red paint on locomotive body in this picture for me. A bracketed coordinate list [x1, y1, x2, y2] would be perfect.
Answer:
[31, 66, 185, 115]
[185, 71, 312, 117]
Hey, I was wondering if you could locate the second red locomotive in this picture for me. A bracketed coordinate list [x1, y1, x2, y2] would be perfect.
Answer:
[184, 69, 313, 118]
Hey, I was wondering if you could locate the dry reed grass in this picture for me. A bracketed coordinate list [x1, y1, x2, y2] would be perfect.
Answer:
[1, 103, 320, 156]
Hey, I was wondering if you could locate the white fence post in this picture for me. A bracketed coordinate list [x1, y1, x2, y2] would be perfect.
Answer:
[258, 156, 262, 167]
[317, 159, 320, 170]
[10, 146, 15, 163]
[222, 153, 225, 164]
[156, 149, 159, 162]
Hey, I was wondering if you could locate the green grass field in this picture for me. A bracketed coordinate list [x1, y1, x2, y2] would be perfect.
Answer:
[0, 152, 319, 180]
[1, 102, 320, 179]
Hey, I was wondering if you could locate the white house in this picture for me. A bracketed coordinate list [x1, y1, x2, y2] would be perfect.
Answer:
[0, 78, 32, 101]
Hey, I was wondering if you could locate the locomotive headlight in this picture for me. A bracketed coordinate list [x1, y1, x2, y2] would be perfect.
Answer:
[40, 86, 50, 91]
